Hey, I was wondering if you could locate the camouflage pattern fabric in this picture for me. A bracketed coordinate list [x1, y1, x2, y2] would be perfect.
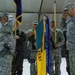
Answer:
[50, 29, 65, 75]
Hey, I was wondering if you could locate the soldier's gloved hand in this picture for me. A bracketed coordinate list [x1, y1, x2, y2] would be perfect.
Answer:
[4, 43, 10, 50]
[53, 27, 56, 32]
[54, 43, 58, 48]
[15, 35, 20, 39]
[12, 26, 17, 31]
[29, 33, 34, 38]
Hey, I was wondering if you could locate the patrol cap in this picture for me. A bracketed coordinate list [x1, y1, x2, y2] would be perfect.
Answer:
[32, 21, 38, 25]
[0, 12, 8, 20]
[51, 19, 54, 23]
[64, 3, 75, 11]
[43, 15, 47, 20]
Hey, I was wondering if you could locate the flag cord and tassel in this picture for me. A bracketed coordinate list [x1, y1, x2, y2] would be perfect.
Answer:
[14, 0, 22, 35]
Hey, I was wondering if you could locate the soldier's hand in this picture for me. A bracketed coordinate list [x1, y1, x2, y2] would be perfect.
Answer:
[12, 26, 17, 31]
[15, 35, 19, 39]
[29, 33, 34, 37]
[54, 43, 58, 48]
[53, 27, 56, 32]
[62, 11, 68, 19]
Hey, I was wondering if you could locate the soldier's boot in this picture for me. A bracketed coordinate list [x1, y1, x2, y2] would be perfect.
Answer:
[34, 69, 37, 75]
[50, 64, 55, 75]
[50, 66, 54, 75]
[54, 69, 61, 75]
[50, 70, 54, 75]
[66, 67, 70, 75]
[30, 62, 36, 75]
[55, 65, 61, 75]
[11, 70, 17, 75]
[54, 71, 61, 75]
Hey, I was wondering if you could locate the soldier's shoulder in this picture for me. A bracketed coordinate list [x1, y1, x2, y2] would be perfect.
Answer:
[56, 28, 63, 33]
[67, 17, 75, 23]
[71, 16, 75, 22]
[56, 28, 62, 31]
[50, 28, 52, 31]
[27, 29, 33, 33]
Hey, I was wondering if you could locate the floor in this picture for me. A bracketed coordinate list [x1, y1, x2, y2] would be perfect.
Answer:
[22, 58, 68, 75]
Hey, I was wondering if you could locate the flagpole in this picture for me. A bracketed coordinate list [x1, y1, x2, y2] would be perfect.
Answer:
[54, 0, 56, 44]
[42, 16, 47, 75]
[43, 17, 46, 51]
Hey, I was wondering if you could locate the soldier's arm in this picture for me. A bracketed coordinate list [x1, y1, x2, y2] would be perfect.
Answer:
[58, 31, 65, 47]
[0, 26, 11, 33]
[61, 18, 67, 29]
[0, 21, 14, 33]
[61, 11, 67, 29]
[3, 30, 16, 55]
[25, 31, 30, 41]
[26, 29, 34, 41]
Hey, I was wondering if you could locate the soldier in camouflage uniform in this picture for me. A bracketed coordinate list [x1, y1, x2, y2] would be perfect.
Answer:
[50, 20, 65, 75]
[11, 23, 26, 75]
[62, 3, 75, 75]
[0, 12, 15, 75]
[27, 21, 38, 75]
[61, 7, 70, 75]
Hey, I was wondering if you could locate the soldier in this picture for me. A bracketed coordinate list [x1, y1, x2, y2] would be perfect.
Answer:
[0, 12, 15, 75]
[62, 3, 75, 75]
[50, 20, 65, 75]
[27, 21, 38, 75]
[11, 23, 26, 75]
[61, 6, 69, 75]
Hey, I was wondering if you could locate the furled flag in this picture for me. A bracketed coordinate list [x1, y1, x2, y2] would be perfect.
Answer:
[36, 19, 44, 75]
[45, 16, 51, 75]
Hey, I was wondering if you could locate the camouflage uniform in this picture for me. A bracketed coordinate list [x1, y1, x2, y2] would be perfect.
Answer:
[0, 12, 15, 75]
[61, 17, 70, 74]
[50, 29, 65, 75]
[62, 3, 75, 75]
[12, 29, 26, 75]
[62, 17, 75, 75]
[27, 29, 37, 75]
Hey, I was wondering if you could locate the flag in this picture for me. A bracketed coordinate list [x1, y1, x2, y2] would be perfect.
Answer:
[14, 0, 22, 25]
[36, 16, 52, 75]
[46, 17, 51, 75]
[36, 20, 44, 75]
[36, 20, 43, 50]
[36, 19, 46, 75]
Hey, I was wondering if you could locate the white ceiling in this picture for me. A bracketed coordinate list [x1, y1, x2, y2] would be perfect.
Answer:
[0, 0, 74, 12]
[0, 0, 75, 30]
